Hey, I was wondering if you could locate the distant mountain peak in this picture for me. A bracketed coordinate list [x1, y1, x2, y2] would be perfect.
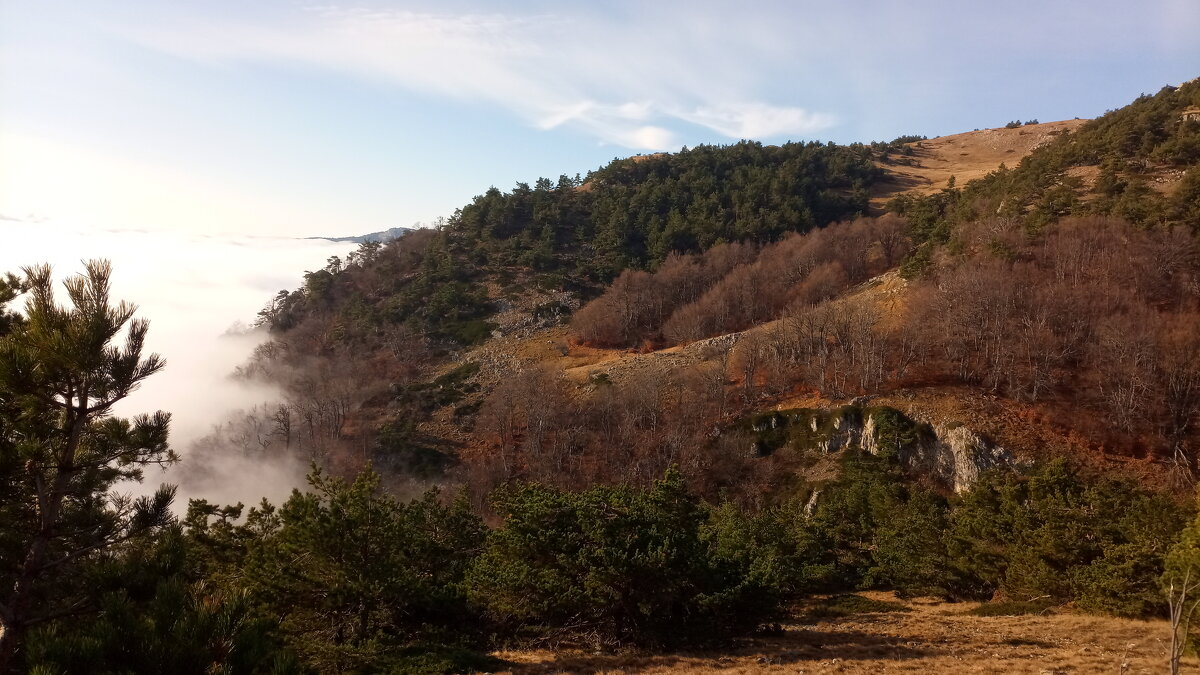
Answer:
[304, 226, 414, 244]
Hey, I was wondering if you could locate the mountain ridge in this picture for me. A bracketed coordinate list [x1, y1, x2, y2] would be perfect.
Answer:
[303, 225, 414, 244]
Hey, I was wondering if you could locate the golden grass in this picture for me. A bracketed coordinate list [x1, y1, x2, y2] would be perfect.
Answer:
[487, 591, 1196, 674]
[868, 119, 1089, 211]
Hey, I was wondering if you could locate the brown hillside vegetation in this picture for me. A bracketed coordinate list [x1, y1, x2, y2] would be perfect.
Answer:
[444, 266, 1170, 492]
[534, 214, 1194, 481]
[493, 592, 1194, 674]
[870, 119, 1089, 209]
[411, 209, 1199, 509]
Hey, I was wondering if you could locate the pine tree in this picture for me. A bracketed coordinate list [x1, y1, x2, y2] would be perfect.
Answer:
[241, 467, 486, 672]
[0, 260, 175, 672]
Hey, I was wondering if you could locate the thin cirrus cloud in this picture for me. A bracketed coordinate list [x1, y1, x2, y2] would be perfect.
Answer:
[119, 6, 835, 150]
[674, 103, 838, 140]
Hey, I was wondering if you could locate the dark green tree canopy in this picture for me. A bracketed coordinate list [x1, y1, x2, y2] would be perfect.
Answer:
[0, 260, 176, 672]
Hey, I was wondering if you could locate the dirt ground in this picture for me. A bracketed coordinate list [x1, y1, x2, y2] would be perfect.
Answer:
[490, 592, 1195, 674]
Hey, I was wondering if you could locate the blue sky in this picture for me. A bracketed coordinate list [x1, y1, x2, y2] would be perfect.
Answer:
[2, 0, 1198, 237]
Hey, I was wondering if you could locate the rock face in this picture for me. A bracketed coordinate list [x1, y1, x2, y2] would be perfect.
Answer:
[917, 423, 1015, 493]
[746, 406, 1015, 493]
[488, 289, 580, 339]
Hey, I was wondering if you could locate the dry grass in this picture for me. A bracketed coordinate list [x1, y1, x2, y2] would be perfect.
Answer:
[869, 119, 1089, 211]
[487, 592, 1196, 674]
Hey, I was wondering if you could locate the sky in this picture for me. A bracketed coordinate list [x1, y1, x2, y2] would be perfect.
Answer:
[2, 0, 1199, 239]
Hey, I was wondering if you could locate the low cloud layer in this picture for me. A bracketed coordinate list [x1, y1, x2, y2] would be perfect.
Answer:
[0, 219, 355, 507]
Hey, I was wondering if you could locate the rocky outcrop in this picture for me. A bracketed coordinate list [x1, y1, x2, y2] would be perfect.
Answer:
[745, 405, 1015, 493]
[902, 420, 1012, 487]
[817, 413, 859, 454]
[488, 289, 580, 340]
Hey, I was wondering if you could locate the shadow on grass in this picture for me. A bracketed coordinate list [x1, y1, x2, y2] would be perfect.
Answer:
[501, 626, 936, 674]
[798, 593, 912, 622]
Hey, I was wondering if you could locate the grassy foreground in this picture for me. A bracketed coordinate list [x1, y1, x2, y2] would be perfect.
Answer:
[492, 591, 1194, 674]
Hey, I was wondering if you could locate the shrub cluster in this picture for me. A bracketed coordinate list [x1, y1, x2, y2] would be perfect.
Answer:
[466, 470, 776, 648]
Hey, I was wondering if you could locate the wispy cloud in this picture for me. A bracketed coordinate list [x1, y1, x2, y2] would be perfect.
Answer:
[115, 6, 836, 150]
[674, 103, 837, 139]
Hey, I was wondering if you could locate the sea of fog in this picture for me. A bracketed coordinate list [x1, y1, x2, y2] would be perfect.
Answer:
[0, 219, 357, 507]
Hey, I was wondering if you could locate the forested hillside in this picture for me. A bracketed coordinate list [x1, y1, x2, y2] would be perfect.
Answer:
[261, 141, 881, 346]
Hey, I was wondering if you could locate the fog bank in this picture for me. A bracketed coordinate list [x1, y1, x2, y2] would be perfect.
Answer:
[0, 219, 355, 507]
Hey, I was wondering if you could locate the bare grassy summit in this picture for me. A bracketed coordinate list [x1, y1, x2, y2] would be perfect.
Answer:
[870, 119, 1089, 209]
